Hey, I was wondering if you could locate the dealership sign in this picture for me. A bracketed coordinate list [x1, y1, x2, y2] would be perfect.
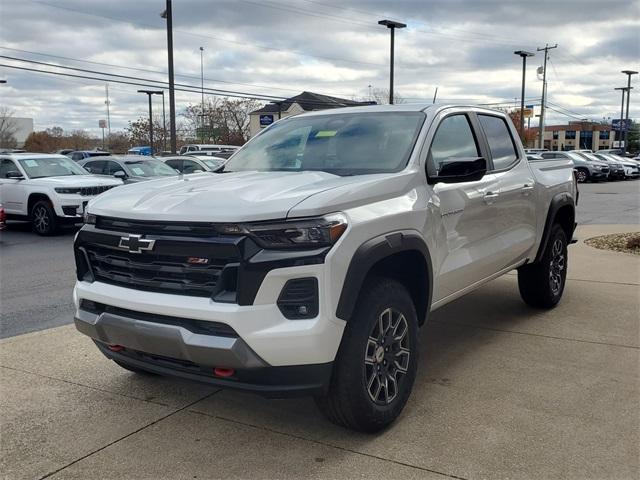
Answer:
[259, 114, 274, 127]
[612, 119, 629, 131]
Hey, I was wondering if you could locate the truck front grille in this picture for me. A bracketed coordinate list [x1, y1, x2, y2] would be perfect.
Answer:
[84, 244, 228, 297]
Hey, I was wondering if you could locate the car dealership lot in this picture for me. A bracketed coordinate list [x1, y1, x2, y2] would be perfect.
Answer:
[0, 182, 638, 479]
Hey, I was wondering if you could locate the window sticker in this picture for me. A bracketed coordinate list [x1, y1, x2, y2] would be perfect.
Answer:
[315, 130, 337, 138]
[131, 167, 144, 175]
[25, 160, 38, 167]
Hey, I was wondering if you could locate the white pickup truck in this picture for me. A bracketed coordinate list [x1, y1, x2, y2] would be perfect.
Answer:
[73, 105, 577, 432]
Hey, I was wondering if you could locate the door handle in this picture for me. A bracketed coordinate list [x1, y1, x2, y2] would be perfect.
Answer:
[483, 191, 499, 205]
[521, 183, 534, 196]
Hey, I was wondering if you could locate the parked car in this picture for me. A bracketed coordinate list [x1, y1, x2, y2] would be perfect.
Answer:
[598, 154, 640, 179]
[179, 144, 240, 157]
[162, 155, 226, 174]
[574, 152, 624, 180]
[540, 151, 609, 182]
[74, 104, 577, 432]
[56, 149, 74, 156]
[127, 146, 152, 156]
[0, 203, 6, 231]
[0, 153, 121, 235]
[524, 148, 549, 154]
[69, 150, 111, 162]
[79, 156, 179, 183]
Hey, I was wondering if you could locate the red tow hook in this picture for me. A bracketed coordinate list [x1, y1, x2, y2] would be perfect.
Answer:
[214, 367, 235, 378]
[107, 344, 125, 352]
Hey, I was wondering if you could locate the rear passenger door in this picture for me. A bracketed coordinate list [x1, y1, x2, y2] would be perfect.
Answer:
[477, 113, 537, 267]
[164, 159, 184, 172]
[426, 112, 503, 302]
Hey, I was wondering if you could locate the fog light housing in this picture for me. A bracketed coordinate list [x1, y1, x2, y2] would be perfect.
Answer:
[277, 278, 318, 320]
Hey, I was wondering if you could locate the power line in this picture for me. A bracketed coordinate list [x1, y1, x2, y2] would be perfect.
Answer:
[30, 0, 386, 68]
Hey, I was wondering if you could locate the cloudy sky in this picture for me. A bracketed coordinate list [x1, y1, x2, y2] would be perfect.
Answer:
[1, 0, 638, 135]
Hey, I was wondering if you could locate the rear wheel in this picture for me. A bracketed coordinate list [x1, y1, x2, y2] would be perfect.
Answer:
[575, 168, 589, 183]
[31, 200, 58, 236]
[517, 224, 568, 308]
[315, 277, 418, 432]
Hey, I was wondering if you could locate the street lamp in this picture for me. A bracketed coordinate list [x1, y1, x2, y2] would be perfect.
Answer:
[378, 19, 406, 104]
[614, 86, 631, 148]
[200, 46, 205, 143]
[137, 90, 163, 155]
[621, 70, 638, 151]
[161, 1, 177, 153]
[514, 50, 534, 136]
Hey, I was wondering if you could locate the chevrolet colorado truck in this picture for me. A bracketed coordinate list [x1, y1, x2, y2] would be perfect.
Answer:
[73, 105, 577, 432]
[0, 154, 122, 235]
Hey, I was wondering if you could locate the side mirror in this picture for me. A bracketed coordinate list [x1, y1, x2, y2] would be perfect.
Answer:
[428, 157, 487, 184]
[113, 171, 127, 179]
[6, 171, 24, 180]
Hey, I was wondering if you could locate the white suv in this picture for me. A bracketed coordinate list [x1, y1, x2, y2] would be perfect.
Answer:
[73, 105, 576, 431]
[0, 154, 122, 235]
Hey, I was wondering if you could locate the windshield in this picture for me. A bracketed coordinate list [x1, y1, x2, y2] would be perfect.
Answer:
[18, 156, 88, 179]
[125, 159, 178, 177]
[224, 112, 426, 176]
[202, 159, 224, 169]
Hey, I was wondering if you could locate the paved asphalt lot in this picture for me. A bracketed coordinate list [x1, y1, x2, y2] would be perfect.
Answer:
[0, 179, 638, 479]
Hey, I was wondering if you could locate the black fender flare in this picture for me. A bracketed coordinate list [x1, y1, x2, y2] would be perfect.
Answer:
[336, 230, 433, 323]
[533, 192, 576, 264]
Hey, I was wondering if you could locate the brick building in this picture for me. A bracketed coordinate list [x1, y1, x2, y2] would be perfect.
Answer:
[540, 121, 614, 151]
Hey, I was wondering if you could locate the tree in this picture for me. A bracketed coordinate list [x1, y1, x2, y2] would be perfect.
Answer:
[183, 97, 261, 145]
[125, 115, 167, 153]
[365, 87, 405, 105]
[507, 110, 537, 146]
[626, 120, 639, 154]
[106, 132, 132, 154]
[0, 107, 19, 148]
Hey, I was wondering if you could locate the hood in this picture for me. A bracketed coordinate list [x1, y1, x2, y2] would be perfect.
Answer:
[87, 170, 378, 222]
[28, 175, 123, 187]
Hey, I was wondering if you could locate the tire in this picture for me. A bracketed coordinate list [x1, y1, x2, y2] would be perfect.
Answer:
[517, 224, 568, 309]
[113, 359, 157, 375]
[575, 168, 589, 183]
[31, 200, 58, 236]
[315, 277, 418, 432]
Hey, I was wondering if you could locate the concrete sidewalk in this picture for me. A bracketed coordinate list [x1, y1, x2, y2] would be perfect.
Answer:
[1, 225, 638, 480]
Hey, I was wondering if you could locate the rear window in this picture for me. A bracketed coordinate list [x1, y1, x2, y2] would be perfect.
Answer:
[478, 115, 519, 170]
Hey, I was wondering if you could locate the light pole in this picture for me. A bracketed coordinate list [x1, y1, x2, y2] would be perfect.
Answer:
[621, 70, 638, 152]
[200, 46, 205, 143]
[514, 50, 534, 137]
[161, 1, 177, 153]
[160, 91, 167, 152]
[614, 87, 629, 147]
[378, 19, 406, 104]
[138, 90, 163, 155]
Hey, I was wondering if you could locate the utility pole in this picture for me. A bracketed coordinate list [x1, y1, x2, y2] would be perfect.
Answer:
[161, 1, 177, 153]
[200, 46, 205, 143]
[621, 70, 638, 152]
[536, 43, 557, 148]
[514, 50, 534, 137]
[378, 20, 406, 104]
[104, 83, 111, 139]
[138, 90, 163, 155]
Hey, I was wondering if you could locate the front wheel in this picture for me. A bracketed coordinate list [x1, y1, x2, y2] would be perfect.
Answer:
[517, 224, 568, 308]
[31, 200, 58, 236]
[315, 277, 418, 432]
[575, 168, 589, 183]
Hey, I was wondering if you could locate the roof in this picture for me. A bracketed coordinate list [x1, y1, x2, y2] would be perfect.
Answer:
[251, 91, 375, 114]
[544, 124, 612, 131]
[0, 153, 68, 159]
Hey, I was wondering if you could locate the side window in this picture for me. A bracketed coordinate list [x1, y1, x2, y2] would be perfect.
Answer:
[71, 153, 82, 161]
[181, 160, 200, 174]
[105, 161, 123, 175]
[428, 114, 479, 172]
[85, 161, 105, 174]
[165, 159, 183, 171]
[478, 114, 519, 170]
[0, 159, 19, 177]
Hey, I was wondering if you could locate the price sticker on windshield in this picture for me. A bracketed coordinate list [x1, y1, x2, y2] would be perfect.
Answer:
[315, 130, 337, 138]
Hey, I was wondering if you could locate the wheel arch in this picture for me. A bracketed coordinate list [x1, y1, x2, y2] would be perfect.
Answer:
[27, 192, 53, 215]
[533, 192, 575, 264]
[336, 231, 433, 326]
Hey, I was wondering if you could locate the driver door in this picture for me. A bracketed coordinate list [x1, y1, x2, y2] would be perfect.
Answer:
[0, 159, 27, 215]
[425, 113, 502, 303]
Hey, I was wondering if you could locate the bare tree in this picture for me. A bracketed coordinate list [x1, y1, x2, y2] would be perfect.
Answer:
[183, 97, 261, 145]
[0, 107, 19, 148]
[367, 88, 406, 105]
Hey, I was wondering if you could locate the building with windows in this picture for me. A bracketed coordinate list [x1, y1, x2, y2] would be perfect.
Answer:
[249, 91, 374, 137]
[540, 121, 614, 151]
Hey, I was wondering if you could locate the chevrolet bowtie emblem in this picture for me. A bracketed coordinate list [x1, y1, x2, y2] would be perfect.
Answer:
[118, 234, 156, 254]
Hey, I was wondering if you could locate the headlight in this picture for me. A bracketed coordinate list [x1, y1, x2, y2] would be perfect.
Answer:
[55, 187, 81, 194]
[83, 211, 96, 225]
[226, 213, 348, 249]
